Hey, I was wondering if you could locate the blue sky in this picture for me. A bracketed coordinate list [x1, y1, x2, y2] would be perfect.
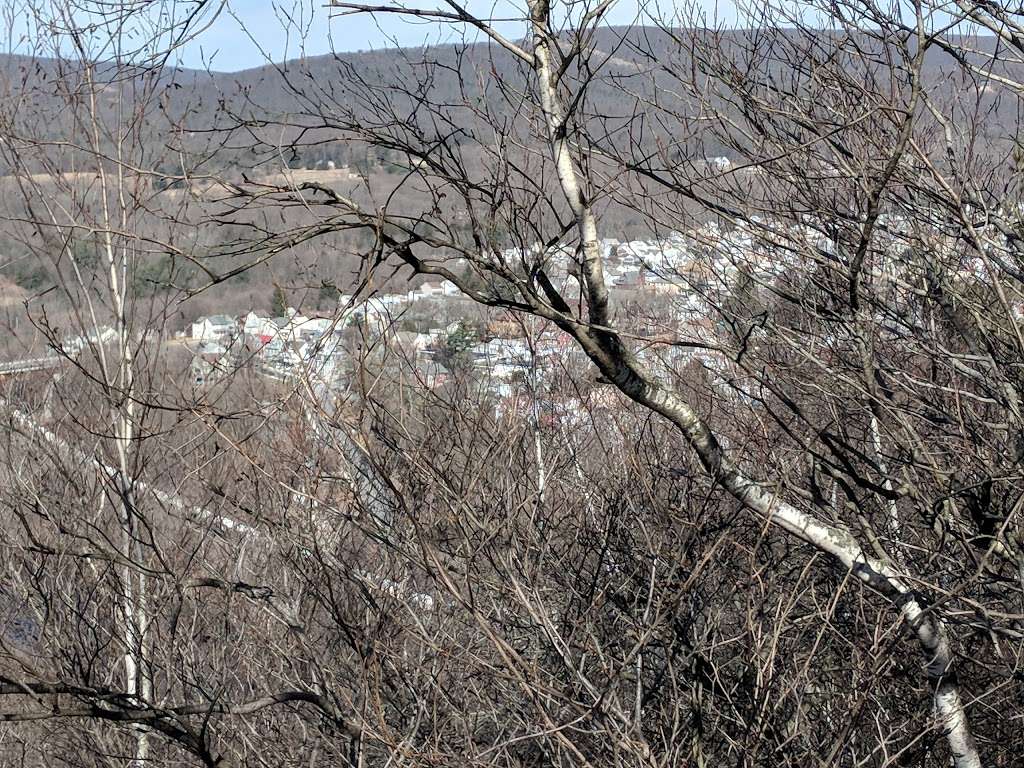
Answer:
[0, 0, 740, 71]
[178, 0, 731, 71]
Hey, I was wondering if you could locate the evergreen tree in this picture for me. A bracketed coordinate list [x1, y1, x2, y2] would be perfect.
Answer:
[271, 284, 288, 317]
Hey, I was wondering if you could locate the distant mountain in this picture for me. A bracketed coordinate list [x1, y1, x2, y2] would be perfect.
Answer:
[0, 27, 1017, 178]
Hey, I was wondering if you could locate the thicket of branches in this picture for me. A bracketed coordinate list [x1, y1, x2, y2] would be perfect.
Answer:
[2, 0, 1024, 766]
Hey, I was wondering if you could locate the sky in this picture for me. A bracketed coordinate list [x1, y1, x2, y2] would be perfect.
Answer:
[0, 0, 742, 72]
[175, 0, 732, 71]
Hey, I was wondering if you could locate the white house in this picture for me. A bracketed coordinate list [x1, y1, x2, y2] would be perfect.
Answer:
[391, 331, 433, 356]
[408, 279, 461, 302]
[192, 315, 236, 341]
[62, 325, 118, 355]
[471, 338, 531, 371]
[242, 311, 265, 338]
[292, 316, 333, 342]
[191, 341, 230, 385]
[409, 282, 443, 301]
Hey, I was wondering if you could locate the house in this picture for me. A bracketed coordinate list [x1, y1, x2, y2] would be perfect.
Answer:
[391, 331, 432, 358]
[300, 330, 347, 370]
[264, 342, 303, 373]
[600, 238, 621, 258]
[291, 315, 333, 343]
[613, 270, 646, 290]
[409, 282, 443, 301]
[191, 341, 230, 385]
[62, 325, 118, 355]
[469, 338, 533, 382]
[242, 311, 265, 339]
[533, 330, 574, 362]
[645, 273, 683, 294]
[408, 279, 461, 302]
[340, 296, 407, 331]
[192, 315, 236, 341]
[364, 295, 406, 315]
[261, 317, 290, 346]
[415, 360, 451, 389]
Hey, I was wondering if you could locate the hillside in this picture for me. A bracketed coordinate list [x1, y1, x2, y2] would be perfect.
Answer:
[0, 27, 1018, 178]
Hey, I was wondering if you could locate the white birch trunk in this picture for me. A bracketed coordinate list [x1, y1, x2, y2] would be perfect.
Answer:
[88, 63, 150, 765]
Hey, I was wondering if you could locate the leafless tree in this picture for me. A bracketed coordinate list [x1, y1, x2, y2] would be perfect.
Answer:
[4, 0, 1024, 766]
[201, 0, 1024, 765]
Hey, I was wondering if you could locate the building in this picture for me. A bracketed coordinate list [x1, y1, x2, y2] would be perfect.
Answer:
[191, 341, 230, 385]
[192, 315, 236, 342]
[408, 280, 460, 302]
[62, 325, 118, 355]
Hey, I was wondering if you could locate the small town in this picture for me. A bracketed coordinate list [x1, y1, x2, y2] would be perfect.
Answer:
[179, 231, 749, 409]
